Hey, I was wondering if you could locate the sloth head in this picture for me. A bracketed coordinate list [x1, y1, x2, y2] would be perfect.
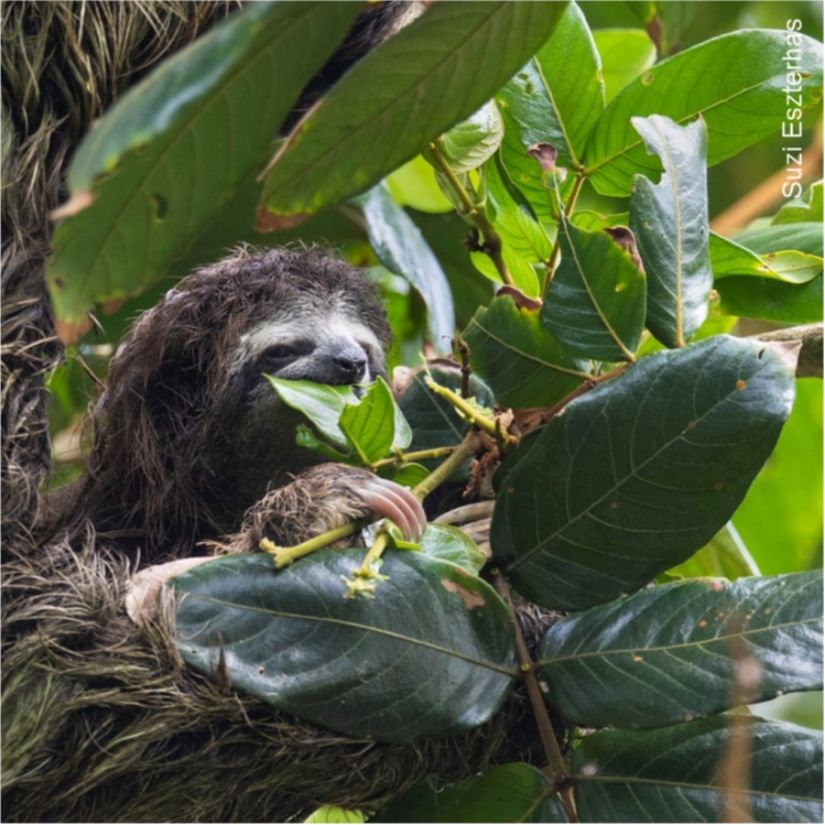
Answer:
[74, 246, 390, 560]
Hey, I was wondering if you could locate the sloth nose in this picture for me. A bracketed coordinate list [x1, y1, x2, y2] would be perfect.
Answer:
[332, 349, 367, 383]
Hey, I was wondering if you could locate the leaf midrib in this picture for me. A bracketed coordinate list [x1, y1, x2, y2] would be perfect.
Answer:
[538, 615, 822, 666]
[177, 591, 518, 677]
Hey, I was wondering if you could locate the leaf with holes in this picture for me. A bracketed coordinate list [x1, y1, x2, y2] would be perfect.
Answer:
[585, 30, 824, 196]
[629, 115, 712, 348]
[463, 295, 592, 409]
[542, 220, 646, 361]
[538, 571, 823, 729]
[356, 183, 455, 351]
[258, 2, 567, 222]
[492, 335, 795, 610]
[46, 2, 358, 325]
[172, 552, 515, 742]
[573, 716, 823, 823]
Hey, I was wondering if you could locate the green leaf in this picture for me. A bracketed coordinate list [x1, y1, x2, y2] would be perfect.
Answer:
[377, 763, 566, 823]
[381, 462, 429, 490]
[418, 524, 487, 576]
[436, 102, 504, 174]
[356, 183, 455, 351]
[173, 551, 515, 743]
[496, 2, 604, 169]
[629, 115, 712, 348]
[735, 222, 824, 258]
[715, 274, 823, 324]
[305, 806, 364, 824]
[772, 181, 823, 225]
[585, 30, 824, 196]
[593, 29, 657, 102]
[463, 295, 592, 409]
[492, 335, 795, 610]
[385, 155, 453, 214]
[710, 232, 823, 285]
[266, 376, 357, 450]
[538, 571, 823, 729]
[258, 2, 568, 220]
[46, 2, 358, 323]
[340, 377, 411, 465]
[542, 220, 646, 361]
[573, 716, 823, 823]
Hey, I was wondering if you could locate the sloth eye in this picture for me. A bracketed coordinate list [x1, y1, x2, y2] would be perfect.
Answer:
[262, 341, 313, 362]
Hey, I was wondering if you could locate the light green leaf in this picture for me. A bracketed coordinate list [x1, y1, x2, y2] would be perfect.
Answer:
[258, 2, 568, 220]
[666, 522, 760, 580]
[492, 335, 796, 610]
[772, 181, 823, 225]
[385, 155, 453, 214]
[46, 2, 359, 323]
[538, 572, 823, 728]
[585, 30, 824, 196]
[419, 524, 487, 575]
[542, 220, 646, 361]
[629, 115, 712, 348]
[711, 232, 823, 284]
[593, 29, 657, 102]
[173, 551, 516, 743]
[463, 295, 592, 409]
[340, 377, 411, 465]
[436, 102, 504, 174]
[574, 716, 823, 823]
[735, 222, 823, 258]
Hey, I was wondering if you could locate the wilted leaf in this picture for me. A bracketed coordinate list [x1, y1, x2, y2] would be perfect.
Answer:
[573, 716, 823, 823]
[629, 115, 712, 348]
[492, 335, 795, 610]
[173, 552, 516, 742]
[538, 571, 823, 728]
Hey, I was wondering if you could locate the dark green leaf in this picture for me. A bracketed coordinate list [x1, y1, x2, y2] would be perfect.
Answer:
[266, 376, 357, 450]
[46, 2, 358, 323]
[437, 102, 504, 174]
[542, 220, 646, 361]
[585, 30, 824, 196]
[377, 763, 566, 823]
[629, 115, 712, 348]
[573, 716, 823, 823]
[496, 2, 603, 169]
[593, 29, 657, 102]
[492, 335, 795, 610]
[464, 295, 592, 408]
[340, 378, 411, 465]
[173, 552, 515, 743]
[538, 571, 823, 728]
[710, 232, 823, 284]
[258, 2, 568, 220]
[357, 183, 455, 351]
[715, 274, 823, 324]
[419, 524, 487, 575]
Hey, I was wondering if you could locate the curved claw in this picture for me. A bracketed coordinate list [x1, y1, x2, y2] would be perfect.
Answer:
[360, 477, 427, 542]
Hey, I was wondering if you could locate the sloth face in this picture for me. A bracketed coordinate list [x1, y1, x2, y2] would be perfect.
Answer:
[231, 310, 386, 396]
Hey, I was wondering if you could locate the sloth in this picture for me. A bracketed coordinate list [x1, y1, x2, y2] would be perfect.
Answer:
[45, 246, 428, 619]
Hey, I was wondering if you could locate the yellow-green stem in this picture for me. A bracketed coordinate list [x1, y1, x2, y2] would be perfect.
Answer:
[413, 433, 479, 501]
[260, 522, 357, 568]
[543, 172, 587, 298]
[373, 445, 456, 469]
[423, 376, 500, 439]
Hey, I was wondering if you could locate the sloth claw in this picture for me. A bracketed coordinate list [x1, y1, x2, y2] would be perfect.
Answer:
[360, 477, 427, 542]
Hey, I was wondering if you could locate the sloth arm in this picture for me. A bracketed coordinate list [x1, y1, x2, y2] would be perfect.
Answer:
[126, 464, 426, 623]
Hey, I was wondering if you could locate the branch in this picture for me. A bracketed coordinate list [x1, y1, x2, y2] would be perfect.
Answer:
[752, 323, 823, 379]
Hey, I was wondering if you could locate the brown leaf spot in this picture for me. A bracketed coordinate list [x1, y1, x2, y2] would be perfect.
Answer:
[736, 379, 747, 391]
[49, 190, 94, 220]
[632, 654, 644, 662]
[255, 207, 310, 233]
[698, 619, 708, 628]
[713, 481, 724, 492]
[708, 580, 726, 592]
[441, 578, 485, 610]
[604, 225, 644, 273]
[56, 316, 93, 345]
[687, 420, 696, 429]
